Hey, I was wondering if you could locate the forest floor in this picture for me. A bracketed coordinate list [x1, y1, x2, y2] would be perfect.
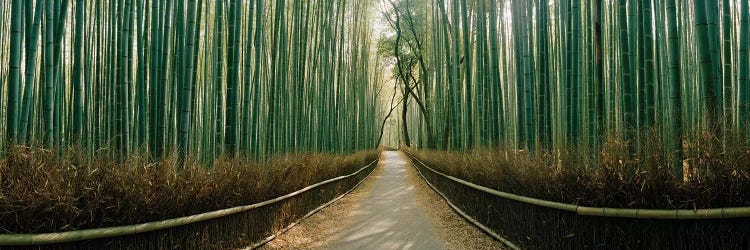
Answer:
[260, 151, 503, 250]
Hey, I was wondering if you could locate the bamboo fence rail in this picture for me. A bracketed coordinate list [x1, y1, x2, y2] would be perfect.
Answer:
[0, 159, 377, 246]
[405, 151, 750, 219]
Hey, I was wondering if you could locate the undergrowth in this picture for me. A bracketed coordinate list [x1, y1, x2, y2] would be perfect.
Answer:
[410, 131, 750, 209]
[0, 148, 379, 234]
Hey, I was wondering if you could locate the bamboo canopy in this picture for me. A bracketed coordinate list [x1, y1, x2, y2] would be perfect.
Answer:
[0, 0, 385, 162]
[389, 0, 749, 178]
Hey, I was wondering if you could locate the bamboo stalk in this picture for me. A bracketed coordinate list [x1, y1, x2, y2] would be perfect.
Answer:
[6, 0, 22, 144]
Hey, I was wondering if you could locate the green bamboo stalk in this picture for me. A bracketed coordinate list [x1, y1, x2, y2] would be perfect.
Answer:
[224, 0, 239, 155]
[571, 0, 581, 143]
[6, 0, 22, 144]
[52, 0, 68, 150]
[73, 0, 84, 143]
[177, 0, 198, 164]
[694, 0, 716, 132]
[250, 0, 263, 157]
[19, 0, 44, 145]
[523, 0, 535, 149]
[174, 0, 185, 155]
[450, 0, 460, 149]
[149, 0, 162, 156]
[156, 0, 173, 156]
[214, 0, 224, 158]
[168, 0, 179, 152]
[117, 0, 133, 156]
[514, 0, 524, 149]
[459, 0, 471, 149]
[720, 0, 731, 142]
[475, 0, 487, 147]
[642, 0, 655, 128]
[619, 0, 636, 154]
[202, 0, 214, 164]
[489, 0, 505, 146]
[44, 0, 55, 147]
[741, 0, 750, 141]
[537, 0, 550, 148]
[245, 1, 262, 156]
[266, 0, 283, 153]
[666, 0, 683, 176]
[135, 0, 147, 148]
[190, 0, 202, 115]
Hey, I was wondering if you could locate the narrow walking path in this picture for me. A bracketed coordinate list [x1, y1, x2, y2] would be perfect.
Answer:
[263, 151, 503, 250]
[327, 151, 444, 249]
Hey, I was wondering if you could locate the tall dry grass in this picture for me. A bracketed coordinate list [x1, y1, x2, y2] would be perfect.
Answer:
[410, 131, 750, 209]
[0, 147, 379, 234]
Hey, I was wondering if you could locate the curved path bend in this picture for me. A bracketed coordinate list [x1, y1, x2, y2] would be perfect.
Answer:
[262, 151, 503, 250]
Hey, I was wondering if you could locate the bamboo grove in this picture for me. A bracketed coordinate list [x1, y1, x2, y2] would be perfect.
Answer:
[0, 0, 383, 162]
[381, 0, 750, 175]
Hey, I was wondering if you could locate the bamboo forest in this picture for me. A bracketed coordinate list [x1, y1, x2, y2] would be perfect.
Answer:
[0, 0, 749, 249]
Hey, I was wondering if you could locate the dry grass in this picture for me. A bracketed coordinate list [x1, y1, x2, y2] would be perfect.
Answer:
[0, 147, 379, 234]
[404, 155, 505, 250]
[410, 131, 750, 209]
[260, 158, 385, 250]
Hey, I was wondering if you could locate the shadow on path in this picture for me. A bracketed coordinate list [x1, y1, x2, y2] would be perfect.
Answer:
[328, 151, 444, 250]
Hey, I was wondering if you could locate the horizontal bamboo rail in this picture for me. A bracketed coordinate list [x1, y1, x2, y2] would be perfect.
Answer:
[407, 152, 521, 250]
[0, 159, 378, 246]
[404, 151, 750, 220]
[245, 157, 379, 249]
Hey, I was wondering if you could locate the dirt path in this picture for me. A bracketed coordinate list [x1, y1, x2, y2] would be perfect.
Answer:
[262, 151, 503, 250]
[259, 158, 384, 250]
[403, 152, 505, 250]
[326, 151, 445, 249]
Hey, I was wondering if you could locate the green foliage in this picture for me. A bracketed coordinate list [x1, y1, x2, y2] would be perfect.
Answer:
[388, 0, 749, 178]
[0, 0, 380, 164]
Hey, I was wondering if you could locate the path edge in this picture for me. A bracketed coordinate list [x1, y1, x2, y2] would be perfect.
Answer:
[404, 151, 521, 250]
[246, 155, 381, 249]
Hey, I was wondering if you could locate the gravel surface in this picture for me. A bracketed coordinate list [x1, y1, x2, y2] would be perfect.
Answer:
[327, 151, 444, 250]
[404, 153, 506, 250]
[260, 151, 504, 250]
[259, 158, 384, 250]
